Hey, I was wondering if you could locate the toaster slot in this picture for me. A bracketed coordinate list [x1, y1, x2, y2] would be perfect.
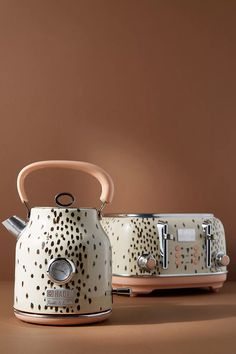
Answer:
[202, 220, 213, 268]
[157, 221, 171, 270]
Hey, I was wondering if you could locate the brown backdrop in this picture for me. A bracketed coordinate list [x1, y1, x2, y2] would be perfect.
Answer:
[0, 0, 235, 280]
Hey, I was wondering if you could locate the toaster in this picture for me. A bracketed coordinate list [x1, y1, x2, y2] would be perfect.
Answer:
[101, 213, 230, 295]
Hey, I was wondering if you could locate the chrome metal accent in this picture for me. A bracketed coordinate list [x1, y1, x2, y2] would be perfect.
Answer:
[216, 252, 230, 267]
[14, 308, 112, 319]
[99, 201, 107, 212]
[137, 253, 157, 271]
[46, 289, 75, 306]
[98, 201, 107, 218]
[103, 213, 214, 218]
[112, 288, 132, 296]
[47, 258, 76, 284]
[55, 192, 75, 207]
[2, 216, 27, 238]
[112, 271, 227, 278]
[203, 220, 213, 268]
[157, 221, 173, 270]
[31, 207, 97, 211]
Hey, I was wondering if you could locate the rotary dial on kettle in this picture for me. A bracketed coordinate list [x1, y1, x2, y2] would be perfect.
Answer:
[47, 258, 75, 284]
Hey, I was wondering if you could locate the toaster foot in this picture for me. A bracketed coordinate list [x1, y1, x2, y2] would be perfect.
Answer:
[209, 286, 221, 293]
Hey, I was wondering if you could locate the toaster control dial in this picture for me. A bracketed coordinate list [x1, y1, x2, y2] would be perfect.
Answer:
[47, 258, 75, 284]
[216, 253, 230, 267]
[137, 254, 156, 272]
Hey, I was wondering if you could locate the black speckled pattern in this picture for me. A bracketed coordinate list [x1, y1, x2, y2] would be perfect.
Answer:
[101, 215, 227, 276]
[14, 208, 112, 315]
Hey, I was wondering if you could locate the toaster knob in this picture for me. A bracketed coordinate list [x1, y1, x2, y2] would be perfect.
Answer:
[137, 254, 156, 271]
[216, 252, 230, 267]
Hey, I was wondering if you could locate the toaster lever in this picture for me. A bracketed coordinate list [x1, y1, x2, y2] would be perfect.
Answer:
[203, 220, 213, 268]
[157, 221, 172, 270]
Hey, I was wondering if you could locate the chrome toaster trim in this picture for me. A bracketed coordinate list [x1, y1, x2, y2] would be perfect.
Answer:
[103, 213, 214, 218]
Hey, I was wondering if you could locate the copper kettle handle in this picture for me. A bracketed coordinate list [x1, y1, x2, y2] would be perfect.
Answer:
[17, 160, 114, 207]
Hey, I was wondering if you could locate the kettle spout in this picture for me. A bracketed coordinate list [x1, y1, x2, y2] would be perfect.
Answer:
[2, 216, 27, 238]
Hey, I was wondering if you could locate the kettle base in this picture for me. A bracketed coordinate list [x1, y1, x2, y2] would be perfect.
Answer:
[14, 308, 112, 326]
[112, 273, 227, 296]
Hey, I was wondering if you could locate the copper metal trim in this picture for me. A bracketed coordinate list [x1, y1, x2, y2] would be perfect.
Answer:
[14, 308, 112, 319]
[112, 271, 227, 278]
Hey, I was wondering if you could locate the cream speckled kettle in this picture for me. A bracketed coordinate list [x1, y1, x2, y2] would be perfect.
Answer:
[2, 160, 114, 325]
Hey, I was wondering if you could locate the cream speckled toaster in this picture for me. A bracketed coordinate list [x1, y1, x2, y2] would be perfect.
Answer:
[101, 213, 230, 295]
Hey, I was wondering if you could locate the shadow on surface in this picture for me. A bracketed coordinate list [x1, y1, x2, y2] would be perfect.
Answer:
[105, 303, 236, 326]
[137, 287, 216, 297]
[2, 283, 236, 327]
[102, 287, 236, 326]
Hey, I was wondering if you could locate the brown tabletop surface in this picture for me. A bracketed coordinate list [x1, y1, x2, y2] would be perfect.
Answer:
[1, 281, 236, 354]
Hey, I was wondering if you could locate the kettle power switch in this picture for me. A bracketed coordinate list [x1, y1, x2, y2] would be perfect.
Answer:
[47, 258, 75, 284]
[137, 254, 157, 272]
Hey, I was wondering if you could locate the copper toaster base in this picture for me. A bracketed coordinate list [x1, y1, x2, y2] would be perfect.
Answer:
[113, 274, 227, 295]
[14, 308, 112, 325]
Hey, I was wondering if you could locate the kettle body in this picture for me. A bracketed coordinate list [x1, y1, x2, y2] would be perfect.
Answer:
[3, 160, 114, 325]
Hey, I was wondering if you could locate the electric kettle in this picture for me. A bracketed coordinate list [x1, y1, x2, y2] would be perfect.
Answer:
[3, 160, 114, 325]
